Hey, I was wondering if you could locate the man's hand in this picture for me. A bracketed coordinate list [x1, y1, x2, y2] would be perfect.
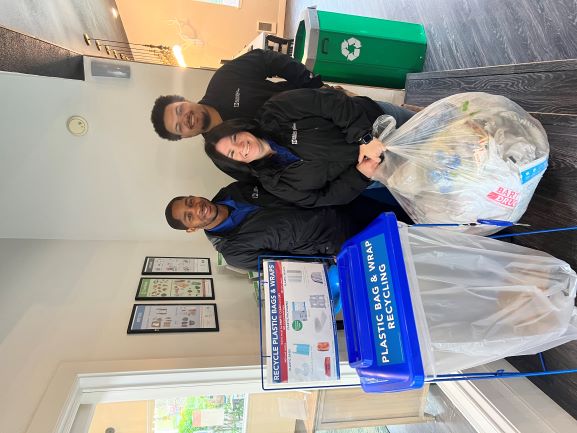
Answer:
[356, 157, 381, 178]
[322, 84, 359, 97]
[358, 138, 385, 163]
[333, 85, 359, 97]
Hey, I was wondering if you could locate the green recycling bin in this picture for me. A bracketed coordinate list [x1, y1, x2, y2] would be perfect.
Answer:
[293, 8, 427, 88]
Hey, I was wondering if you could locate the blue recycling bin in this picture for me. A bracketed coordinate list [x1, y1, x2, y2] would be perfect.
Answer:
[334, 210, 577, 393]
[336, 212, 427, 392]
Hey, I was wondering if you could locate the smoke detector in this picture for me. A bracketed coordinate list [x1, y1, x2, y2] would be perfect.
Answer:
[67, 116, 88, 136]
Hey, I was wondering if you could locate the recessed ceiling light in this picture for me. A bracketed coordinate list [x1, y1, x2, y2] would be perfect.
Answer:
[111, 7, 118, 19]
[172, 45, 187, 67]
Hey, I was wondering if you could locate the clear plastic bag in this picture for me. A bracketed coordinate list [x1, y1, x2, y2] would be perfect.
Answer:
[373, 93, 550, 235]
[399, 224, 577, 374]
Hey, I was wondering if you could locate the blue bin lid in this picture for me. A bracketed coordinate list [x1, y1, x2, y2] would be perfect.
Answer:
[336, 212, 424, 392]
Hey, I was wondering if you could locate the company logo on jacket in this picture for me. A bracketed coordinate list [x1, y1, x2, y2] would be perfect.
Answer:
[252, 186, 259, 199]
[233, 88, 240, 107]
[291, 123, 298, 144]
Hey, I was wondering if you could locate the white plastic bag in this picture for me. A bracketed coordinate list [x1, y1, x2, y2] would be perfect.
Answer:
[399, 224, 577, 374]
[373, 93, 549, 235]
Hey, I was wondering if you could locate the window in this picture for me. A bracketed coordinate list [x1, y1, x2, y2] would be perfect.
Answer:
[87, 394, 248, 433]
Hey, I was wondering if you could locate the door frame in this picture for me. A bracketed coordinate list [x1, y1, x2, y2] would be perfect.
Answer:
[33, 361, 362, 433]
[32, 358, 577, 433]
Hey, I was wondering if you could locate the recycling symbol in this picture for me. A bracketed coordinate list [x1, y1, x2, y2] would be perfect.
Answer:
[341, 37, 362, 61]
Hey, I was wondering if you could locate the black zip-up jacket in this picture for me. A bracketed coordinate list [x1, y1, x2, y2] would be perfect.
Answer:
[199, 49, 324, 122]
[251, 87, 384, 207]
[204, 182, 406, 270]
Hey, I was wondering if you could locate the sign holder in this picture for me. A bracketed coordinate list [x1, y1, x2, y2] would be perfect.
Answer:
[258, 255, 362, 391]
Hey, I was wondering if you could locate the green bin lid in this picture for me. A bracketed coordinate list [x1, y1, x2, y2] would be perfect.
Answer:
[293, 7, 319, 71]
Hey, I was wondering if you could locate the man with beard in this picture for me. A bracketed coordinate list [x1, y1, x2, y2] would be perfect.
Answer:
[151, 49, 414, 142]
[151, 49, 325, 141]
[165, 181, 411, 270]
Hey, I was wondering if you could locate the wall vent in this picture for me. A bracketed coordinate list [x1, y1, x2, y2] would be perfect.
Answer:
[257, 21, 276, 33]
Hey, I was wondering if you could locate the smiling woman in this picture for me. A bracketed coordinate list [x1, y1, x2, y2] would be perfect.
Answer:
[215, 131, 274, 162]
[203, 87, 402, 208]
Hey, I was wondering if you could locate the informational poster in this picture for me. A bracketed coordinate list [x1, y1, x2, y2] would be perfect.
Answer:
[262, 259, 339, 387]
[127, 304, 218, 333]
[136, 278, 214, 300]
[142, 256, 211, 275]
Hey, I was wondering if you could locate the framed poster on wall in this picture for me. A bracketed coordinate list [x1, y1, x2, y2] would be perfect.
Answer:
[260, 258, 340, 388]
[142, 256, 211, 275]
[135, 277, 215, 300]
[127, 304, 219, 333]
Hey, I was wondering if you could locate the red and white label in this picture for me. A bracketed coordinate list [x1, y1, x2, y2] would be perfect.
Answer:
[487, 187, 519, 208]
[275, 261, 288, 382]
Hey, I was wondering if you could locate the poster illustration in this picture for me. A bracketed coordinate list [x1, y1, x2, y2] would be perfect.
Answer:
[262, 259, 339, 386]
[142, 257, 211, 275]
[128, 304, 218, 333]
[136, 278, 214, 300]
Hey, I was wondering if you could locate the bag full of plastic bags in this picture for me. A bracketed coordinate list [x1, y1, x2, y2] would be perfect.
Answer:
[372, 92, 549, 235]
[403, 224, 577, 374]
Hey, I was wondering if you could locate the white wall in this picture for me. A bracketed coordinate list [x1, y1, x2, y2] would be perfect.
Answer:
[0, 238, 261, 433]
[0, 59, 231, 240]
[0, 60, 259, 433]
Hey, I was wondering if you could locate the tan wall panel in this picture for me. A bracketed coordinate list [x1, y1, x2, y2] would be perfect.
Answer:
[116, 0, 280, 68]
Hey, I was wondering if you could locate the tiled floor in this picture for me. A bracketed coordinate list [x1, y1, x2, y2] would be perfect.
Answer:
[287, 0, 577, 423]
[285, 0, 577, 72]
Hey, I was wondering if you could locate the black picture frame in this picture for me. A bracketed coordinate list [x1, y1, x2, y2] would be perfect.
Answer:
[142, 256, 211, 275]
[127, 303, 219, 334]
[135, 277, 215, 300]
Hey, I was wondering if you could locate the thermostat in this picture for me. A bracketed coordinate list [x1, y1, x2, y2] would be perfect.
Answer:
[67, 116, 88, 136]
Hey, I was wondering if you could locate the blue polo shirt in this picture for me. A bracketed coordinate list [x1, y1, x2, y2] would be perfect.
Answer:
[206, 198, 259, 233]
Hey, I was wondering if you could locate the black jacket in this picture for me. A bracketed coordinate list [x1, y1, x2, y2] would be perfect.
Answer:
[205, 182, 405, 270]
[199, 49, 324, 123]
[251, 88, 383, 207]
